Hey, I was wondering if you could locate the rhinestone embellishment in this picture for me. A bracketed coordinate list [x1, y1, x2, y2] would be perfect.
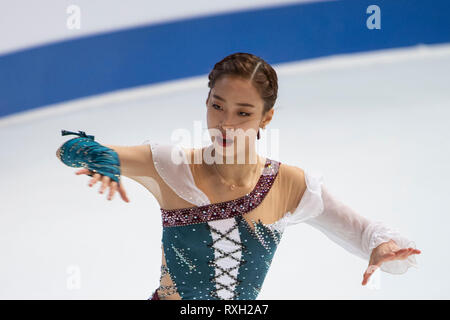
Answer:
[161, 158, 280, 227]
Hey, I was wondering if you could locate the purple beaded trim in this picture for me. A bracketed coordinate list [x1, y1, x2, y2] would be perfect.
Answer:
[161, 158, 281, 227]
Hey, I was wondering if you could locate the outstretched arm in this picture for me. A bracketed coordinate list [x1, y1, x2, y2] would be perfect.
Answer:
[285, 168, 421, 285]
[305, 184, 421, 285]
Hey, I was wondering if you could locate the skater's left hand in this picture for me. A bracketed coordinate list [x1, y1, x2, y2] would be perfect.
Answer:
[362, 239, 421, 286]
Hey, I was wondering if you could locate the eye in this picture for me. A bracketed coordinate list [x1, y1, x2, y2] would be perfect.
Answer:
[212, 103, 251, 117]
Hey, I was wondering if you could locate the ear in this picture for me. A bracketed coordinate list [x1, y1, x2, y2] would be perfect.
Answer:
[263, 108, 275, 126]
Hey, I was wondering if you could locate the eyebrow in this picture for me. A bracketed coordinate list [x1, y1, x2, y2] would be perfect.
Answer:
[212, 94, 255, 108]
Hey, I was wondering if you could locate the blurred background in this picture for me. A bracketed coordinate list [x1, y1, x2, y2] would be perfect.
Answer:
[0, 0, 449, 299]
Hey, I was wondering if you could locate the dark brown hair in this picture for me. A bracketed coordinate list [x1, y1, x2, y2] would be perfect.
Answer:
[207, 52, 278, 115]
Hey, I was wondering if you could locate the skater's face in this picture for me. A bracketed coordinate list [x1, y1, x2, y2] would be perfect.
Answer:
[206, 75, 273, 159]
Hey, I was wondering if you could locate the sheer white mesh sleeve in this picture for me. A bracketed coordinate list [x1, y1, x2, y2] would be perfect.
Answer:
[287, 169, 419, 275]
[141, 140, 210, 207]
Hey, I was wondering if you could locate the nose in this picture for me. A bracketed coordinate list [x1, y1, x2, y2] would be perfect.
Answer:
[219, 127, 233, 138]
[219, 116, 235, 131]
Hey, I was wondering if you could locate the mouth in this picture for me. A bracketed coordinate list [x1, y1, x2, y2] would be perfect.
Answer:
[217, 136, 234, 146]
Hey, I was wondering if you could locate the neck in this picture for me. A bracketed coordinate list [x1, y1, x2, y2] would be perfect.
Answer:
[210, 146, 262, 186]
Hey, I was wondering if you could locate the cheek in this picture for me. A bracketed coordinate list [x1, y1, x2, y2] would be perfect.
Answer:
[232, 128, 259, 144]
[236, 120, 259, 134]
[206, 110, 215, 124]
[206, 110, 219, 134]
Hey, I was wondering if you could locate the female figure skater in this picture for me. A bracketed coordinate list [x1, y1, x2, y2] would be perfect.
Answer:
[57, 52, 421, 300]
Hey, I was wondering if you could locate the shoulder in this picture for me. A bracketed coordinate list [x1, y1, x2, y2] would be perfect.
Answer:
[277, 163, 308, 213]
[278, 162, 306, 188]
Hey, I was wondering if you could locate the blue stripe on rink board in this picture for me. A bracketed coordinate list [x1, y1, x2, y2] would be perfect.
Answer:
[0, 0, 449, 117]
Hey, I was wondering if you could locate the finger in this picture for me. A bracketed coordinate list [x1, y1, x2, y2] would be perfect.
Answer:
[89, 173, 101, 187]
[398, 248, 413, 257]
[75, 168, 90, 175]
[118, 183, 130, 203]
[394, 248, 410, 256]
[362, 270, 372, 286]
[362, 265, 379, 285]
[99, 176, 111, 194]
[404, 248, 422, 257]
[108, 182, 118, 200]
[362, 274, 371, 286]
[389, 248, 414, 261]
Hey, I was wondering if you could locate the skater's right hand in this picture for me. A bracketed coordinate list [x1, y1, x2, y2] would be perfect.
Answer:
[75, 168, 130, 203]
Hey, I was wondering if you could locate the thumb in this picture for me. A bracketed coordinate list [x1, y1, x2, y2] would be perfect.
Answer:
[75, 168, 91, 175]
